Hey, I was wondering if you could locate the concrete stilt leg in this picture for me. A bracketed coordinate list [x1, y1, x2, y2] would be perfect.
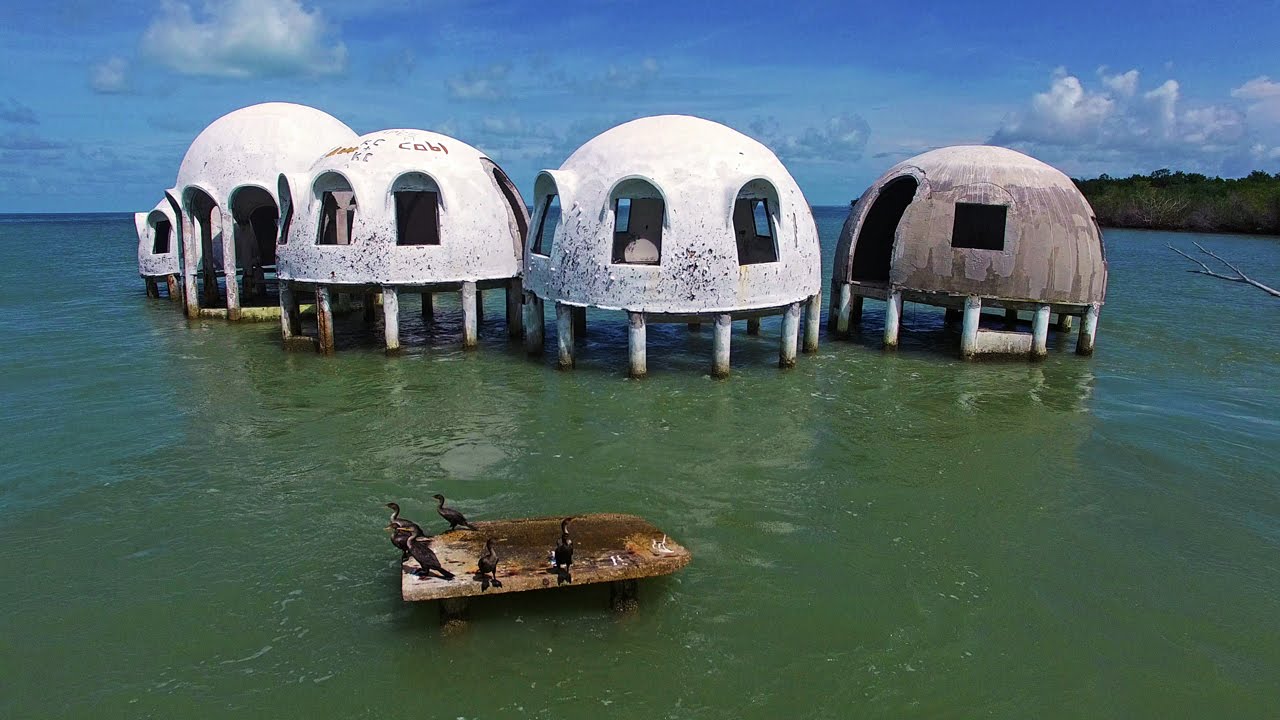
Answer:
[627, 312, 647, 378]
[524, 293, 544, 355]
[182, 214, 200, 318]
[506, 279, 523, 338]
[475, 290, 484, 323]
[944, 308, 962, 325]
[746, 318, 761, 335]
[1056, 313, 1073, 332]
[780, 302, 801, 368]
[835, 283, 852, 337]
[573, 306, 586, 338]
[960, 295, 981, 360]
[803, 293, 821, 353]
[610, 579, 639, 613]
[222, 225, 240, 321]
[165, 274, 180, 301]
[316, 285, 335, 355]
[421, 291, 434, 321]
[851, 295, 864, 326]
[279, 281, 297, 340]
[556, 302, 575, 369]
[383, 286, 400, 354]
[1076, 302, 1099, 356]
[712, 313, 732, 378]
[460, 281, 478, 350]
[1031, 304, 1050, 360]
[1004, 307, 1019, 330]
[439, 597, 469, 629]
[883, 290, 903, 349]
[828, 279, 842, 331]
[363, 293, 376, 323]
[145, 277, 160, 298]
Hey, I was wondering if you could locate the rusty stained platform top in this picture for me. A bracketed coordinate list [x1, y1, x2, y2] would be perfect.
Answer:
[400, 513, 691, 602]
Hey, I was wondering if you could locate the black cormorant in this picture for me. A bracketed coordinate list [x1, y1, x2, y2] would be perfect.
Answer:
[405, 529, 454, 580]
[553, 517, 574, 584]
[432, 494, 477, 531]
[476, 538, 502, 590]
[385, 502, 426, 560]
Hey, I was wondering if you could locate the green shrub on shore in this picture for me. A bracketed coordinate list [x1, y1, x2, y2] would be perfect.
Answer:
[1074, 169, 1280, 235]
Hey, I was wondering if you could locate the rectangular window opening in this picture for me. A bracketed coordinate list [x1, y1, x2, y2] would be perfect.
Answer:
[951, 202, 1007, 250]
[532, 194, 560, 255]
[734, 198, 779, 265]
[611, 197, 663, 265]
[318, 190, 357, 246]
[395, 191, 440, 246]
[152, 220, 172, 254]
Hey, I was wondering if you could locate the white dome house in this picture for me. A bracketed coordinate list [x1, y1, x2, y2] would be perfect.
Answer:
[134, 197, 181, 299]
[522, 115, 823, 378]
[830, 145, 1108, 358]
[276, 129, 529, 354]
[164, 102, 357, 320]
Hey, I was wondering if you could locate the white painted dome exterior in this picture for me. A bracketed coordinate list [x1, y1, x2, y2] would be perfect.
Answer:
[276, 129, 528, 285]
[834, 145, 1107, 304]
[523, 115, 821, 313]
[135, 197, 180, 277]
[174, 102, 356, 210]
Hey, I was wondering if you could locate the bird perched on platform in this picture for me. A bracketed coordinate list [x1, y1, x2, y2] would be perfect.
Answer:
[432, 494, 477, 531]
[552, 517, 574, 585]
[385, 502, 426, 560]
[405, 529, 454, 580]
[476, 538, 502, 590]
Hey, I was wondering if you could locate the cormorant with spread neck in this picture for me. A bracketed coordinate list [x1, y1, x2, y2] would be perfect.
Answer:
[405, 528, 454, 580]
[385, 502, 426, 560]
[553, 517, 574, 585]
[476, 538, 502, 590]
[432, 494, 477, 531]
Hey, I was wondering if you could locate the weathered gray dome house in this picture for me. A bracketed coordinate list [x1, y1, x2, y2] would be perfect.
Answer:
[830, 146, 1107, 358]
[522, 115, 823, 377]
[276, 129, 529, 354]
[135, 197, 181, 299]
[165, 102, 357, 321]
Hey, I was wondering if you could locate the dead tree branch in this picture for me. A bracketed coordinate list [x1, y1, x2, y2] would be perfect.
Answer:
[1167, 243, 1280, 297]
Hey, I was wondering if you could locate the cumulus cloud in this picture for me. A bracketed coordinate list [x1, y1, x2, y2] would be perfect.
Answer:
[90, 57, 130, 94]
[0, 98, 38, 125]
[141, 0, 346, 78]
[749, 113, 871, 163]
[1232, 76, 1280, 124]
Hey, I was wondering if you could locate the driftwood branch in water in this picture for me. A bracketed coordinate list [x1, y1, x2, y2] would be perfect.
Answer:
[1167, 242, 1280, 297]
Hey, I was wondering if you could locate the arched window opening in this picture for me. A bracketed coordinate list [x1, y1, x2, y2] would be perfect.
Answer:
[393, 172, 441, 246]
[315, 173, 357, 246]
[532, 194, 560, 256]
[151, 218, 172, 254]
[610, 179, 664, 265]
[733, 199, 778, 265]
[851, 176, 917, 283]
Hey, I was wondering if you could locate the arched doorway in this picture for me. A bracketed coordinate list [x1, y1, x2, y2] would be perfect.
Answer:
[851, 176, 917, 283]
[184, 187, 222, 308]
[230, 185, 279, 305]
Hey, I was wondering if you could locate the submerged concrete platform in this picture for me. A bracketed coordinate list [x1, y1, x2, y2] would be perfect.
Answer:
[400, 513, 690, 603]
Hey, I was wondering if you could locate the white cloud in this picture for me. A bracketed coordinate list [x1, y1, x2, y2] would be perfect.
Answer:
[750, 113, 871, 163]
[90, 57, 130, 94]
[141, 0, 346, 78]
[1232, 76, 1280, 124]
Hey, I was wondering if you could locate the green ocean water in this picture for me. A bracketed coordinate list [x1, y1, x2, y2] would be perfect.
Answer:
[0, 210, 1277, 719]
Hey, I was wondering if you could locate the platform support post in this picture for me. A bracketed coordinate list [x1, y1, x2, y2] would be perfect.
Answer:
[280, 281, 301, 341]
[573, 306, 586, 338]
[439, 597, 470, 629]
[383, 286, 400, 354]
[524, 293, 544, 355]
[1004, 307, 1019, 330]
[960, 295, 981, 360]
[883, 290, 902, 349]
[746, 318, 761, 335]
[780, 302, 801, 368]
[1031, 304, 1050, 359]
[1056, 313, 1074, 332]
[944, 308, 962, 326]
[421, 291, 433, 321]
[461, 281, 478, 349]
[316, 285, 335, 355]
[556, 302, 575, 369]
[610, 580, 639, 613]
[803, 293, 821, 353]
[165, 274, 180, 301]
[628, 312, 647, 379]
[1077, 302, 1100, 356]
[712, 313, 732, 378]
[145, 277, 159, 298]
[475, 289, 484, 323]
[835, 283, 852, 336]
[506, 278, 523, 338]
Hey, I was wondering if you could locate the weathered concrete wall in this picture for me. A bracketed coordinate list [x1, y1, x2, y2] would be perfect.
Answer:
[524, 115, 821, 314]
[277, 129, 527, 286]
[135, 198, 180, 277]
[835, 146, 1107, 306]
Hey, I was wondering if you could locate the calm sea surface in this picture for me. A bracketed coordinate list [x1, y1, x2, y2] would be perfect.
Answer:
[1, 210, 1277, 719]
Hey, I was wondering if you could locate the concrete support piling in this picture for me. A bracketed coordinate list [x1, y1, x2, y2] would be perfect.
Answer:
[610, 579, 639, 613]
[779, 302, 801, 368]
[627, 312, 647, 379]
[524, 293, 544, 355]
[712, 313, 732, 378]
[221, 227, 240, 321]
[182, 215, 199, 319]
[746, 318, 760, 335]
[960, 295, 981, 359]
[165, 274, 180, 301]
[460, 281, 478, 349]
[362, 293, 376, 323]
[383, 286, 400, 354]
[315, 285, 335, 355]
[1031, 304, 1050, 359]
[421, 291, 434, 321]
[475, 290, 484, 323]
[1004, 307, 1019, 330]
[279, 281, 301, 340]
[1077, 302, 1099, 356]
[506, 279, 523, 338]
[851, 295, 864, 326]
[944, 308, 962, 325]
[1056, 313, 1074, 332]
[573, 306, 587, 338]
[827, 280, 842, 332]
[835, 282, 853, 336]
[803, 293, 821, 353]
[883, 290, 903, 349]
[145, 277, 160, 298]
[556, 302, 575, 369]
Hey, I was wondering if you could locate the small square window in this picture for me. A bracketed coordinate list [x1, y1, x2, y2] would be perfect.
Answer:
[611, 197, 663, 264]
[951, 203, 1007, 250]
[734, 198, 778, 265]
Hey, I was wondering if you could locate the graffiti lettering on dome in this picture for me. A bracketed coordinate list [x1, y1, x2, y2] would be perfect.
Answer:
[398, 141, 449, 155]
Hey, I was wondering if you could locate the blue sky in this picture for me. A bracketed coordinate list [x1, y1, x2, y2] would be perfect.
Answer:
[1, 0, 1278, 212]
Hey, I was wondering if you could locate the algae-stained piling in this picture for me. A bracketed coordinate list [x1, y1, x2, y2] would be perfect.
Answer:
[400, 513, 690, 602]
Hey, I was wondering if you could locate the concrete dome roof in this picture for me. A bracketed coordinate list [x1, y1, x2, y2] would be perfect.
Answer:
[276, 128, 528, 285]
[524, 115, 821, 314]
[834, 145, 1107, 305]
[174, 102, 356, 208]
[135, 197, 180, 277]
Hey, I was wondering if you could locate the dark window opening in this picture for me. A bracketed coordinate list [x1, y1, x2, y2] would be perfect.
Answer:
[951, 202, 1007, 250]
[279, 198, 293, 245]
[532, 194, 560, 256]
[395, 191, 440, 246]
[249, 206, 278, 265]
[611, 197, 663, 265]
[851, 176, 917, 282]
[152, 219, 172, 254]
[734, 198, 778, 265]
[318, 190, 357, 245]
